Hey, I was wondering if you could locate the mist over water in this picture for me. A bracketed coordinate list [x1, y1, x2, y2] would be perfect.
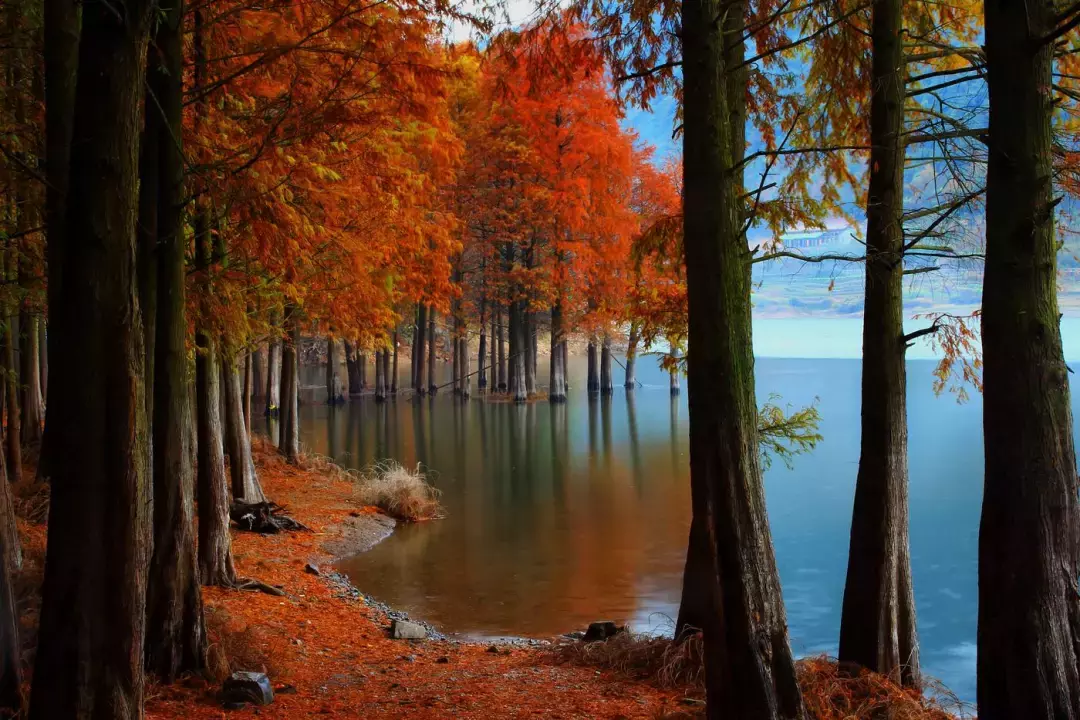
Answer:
[280, 317, 1080, 705]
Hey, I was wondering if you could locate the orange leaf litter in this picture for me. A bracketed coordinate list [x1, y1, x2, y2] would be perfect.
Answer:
[142, 445, 687, 719]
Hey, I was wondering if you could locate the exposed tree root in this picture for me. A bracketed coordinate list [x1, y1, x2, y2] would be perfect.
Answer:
[229, 501, 309, 533]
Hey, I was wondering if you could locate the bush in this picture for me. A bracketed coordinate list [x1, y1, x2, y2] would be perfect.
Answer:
[354, 460, 444, 522]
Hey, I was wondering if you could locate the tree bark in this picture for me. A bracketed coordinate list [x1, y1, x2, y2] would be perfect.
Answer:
[509, 300, 527, 403]
[343, 339, 361, 395]
[136, 86, 160, 423]
[0, 443, 18, 572]
[251, 345, 264, 401]
[549, 302, 567, 402]
[978, 0, 1080, 716]
[681, 0, 805, 711]
[427, 309, 437, 394]
[459, 336, 471, 398]
[326, 337, 343, 404]
[265, 339, 281, 415]
[670, 345, 681, 396]
[414, 304, 427, 393]
[0, 471, 22, 714]
[391, 330, 399, 394]
[524, 311, 537, 396]
[37, 0, 80, 484]
[375, 349, 387, 402]
[625, 323, 639, 389]
[242, 351, 252, 430]
[20, 314, 43, 443]
[3, 308, 20, 484]
[223, 350, 265, 503]
[38, 320, 48, 405]
[278, 312, 300, 463]
[600, 335, 614, 395]
[196, 340, 236, 587]
[29, 0, 155, 712]
[145, 0, 208, 679]
[838, 0, 919, 688]
[586, 339, 599, 395]
[496, 306, 506, 391]
[478, 298, 488, 390]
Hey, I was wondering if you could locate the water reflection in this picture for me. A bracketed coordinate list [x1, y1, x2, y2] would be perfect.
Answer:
[285, 355, 1015, 702]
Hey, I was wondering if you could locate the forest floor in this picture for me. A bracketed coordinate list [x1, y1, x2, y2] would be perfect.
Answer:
[13, 441, 969, 719]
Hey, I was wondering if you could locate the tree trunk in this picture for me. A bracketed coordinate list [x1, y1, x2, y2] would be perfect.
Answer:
[600, 335, 613, 395]
[496, 306, 506, 391]
[278, 312, 300, 463]
[145, 0, 208, 678]
[3, 312, 20, 484]
[838, 0, 919, 688]
[0, 463, 22, 713]
[625, 323, 639, 389]
[251, 345, 264, 401]
[509, 300, 527, 403]
[0, 442, 18, 573]
[427, 309, 437, 394]
[343, 339, 360, 395]
[326, 337, 342, 404]
[681, 0, 805, 711]
[196, 338, 236, 587]
[242, 351, 252, 430]
[29, 0, 155, 712]
[391, 330, 399, 393]
[414, 304, 427, 393]
[524, 311, 537, 396]
[978, 0, 1080, 716]
[21, 313, 43, 443]
[478, 299, 488, 390]
[358, 353, 367, 390]
[223, 350, 265, 503]
[37, 0, 80, 484]
[586, 339, 599, 394]
[38, 320, 47, 405]
[375, 349, 387, 402]
[459, 336, 471, 399]
[670, 346, 681, 396]
[136, 100, 158, 415]
[549, 302, 567, 402]
[265, 339, 281, 415]
[675, 515, 711, 640]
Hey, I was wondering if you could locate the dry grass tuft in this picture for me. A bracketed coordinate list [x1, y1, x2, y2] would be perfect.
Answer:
[551, 634, 969, 720]
[13, 479, 50, 525]
[549, 631, 705, 691]
[353, 460, 444, 522]
[204, 606, 284, 683]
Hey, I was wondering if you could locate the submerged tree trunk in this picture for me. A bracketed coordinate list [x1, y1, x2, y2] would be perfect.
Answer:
[326, 337, 343, 404]
[524, 311, 537, 396]
[508, 300, 527, 403]
[496, 306, 506, 391]
[145, 0, 208, 679]
[265, 339, 281, 415]
[391, 330, 399, 394]
[838, 0, 919, 688]
[478, 300, 488, 390]
[427, 308, 437, 394]
[681, 0, 805, 711]
[375, 349, 387, 402]
[625, 323, 640, 389]
[460, 337, 471, 399]
[343, 339, 360, 395]
[358, 353, 367, 390]
[587, 339, 599, 395]
[550, 302, 567, 402]
[224, 351, 265, 504]
[30, 0, 155, 712]
[978, 0, 1080, 716]
[414, 304, 427, 393]
[670, 346, 681, 396]
[600, 335, 613, 395]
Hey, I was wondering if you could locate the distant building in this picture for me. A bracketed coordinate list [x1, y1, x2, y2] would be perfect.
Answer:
[779, 228, 852, 250]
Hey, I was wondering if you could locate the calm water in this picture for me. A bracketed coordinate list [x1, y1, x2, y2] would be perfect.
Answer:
[275, 343, 1080, 705]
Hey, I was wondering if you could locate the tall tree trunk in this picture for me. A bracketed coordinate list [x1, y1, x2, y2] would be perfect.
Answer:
[550, 302, 567, 402]
[670, 346, 681, 396]
[0, 459, 22, 714]
[586, 339, 599, 394]
[38, 0, 80, 484]
[600, 335, 613, 395]
[145, 0, 207, 679]
[38, 320, 47, 405]
[509, 300, 526, 403]
[326, 337, 342, 404]
[251, 344, 264, 401]
[0, 442, 17, 572]
[625, 323, 639, 389]
[242, 351, 252, 430]
[524, 311, 537, 396]
[391, 330, 399, 394]
[414, 304, 427, 393]
[496, 306, 506, 391]
[223, 350, 265, 503]
[427, 309, 437, 394]
[358, 353, 367, 389]
[278, 311, 300, 463]
[375, 349, 386, 402]
[137, 100, 158, 418]
[978, 0, 1080, 716]
[20, 314, 43, 443]
[682, 0, 804, 711]
[478, 298, 488, 390]
[343, 339, 360, 395]
[30, 0, 155, 712]
[196, 338, 235, 587]
[3, 309, 20, 484]
[460, 337, 471, 399]
[838, 0, 918, 687]
[265, 339, 280, 415]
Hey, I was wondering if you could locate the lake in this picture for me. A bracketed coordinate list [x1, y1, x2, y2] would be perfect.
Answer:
[277, 319, 1080, 707]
